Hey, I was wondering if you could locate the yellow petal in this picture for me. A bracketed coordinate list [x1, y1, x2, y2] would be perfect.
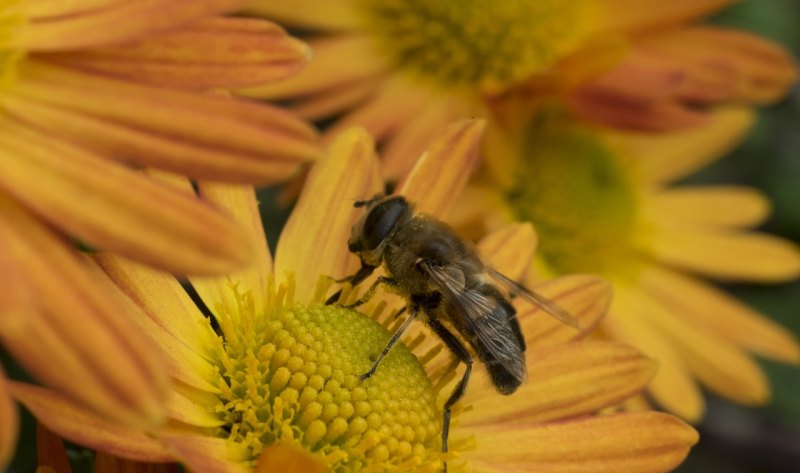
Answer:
[275, 127, 382, 301]
[0, 197, 169, 427]
[596, 0, 735, 34]
[461, 341, 655, 426]
[36, 423, 73, 473]
[95, 452, 179, 473]
[397, 119, 486, 218]
[628, 107, 753, 185]
[639, 291, 770, 405]
[520, 275, 612, 347]
[48, 18, 311, 90]
[245, 0, 362, 31]
[191, 184, 273, 321]
[15, 0, 248, 50]
[159, 432, 250, 473]
[649, 227, 800, 282]
[644, 186, 770, 228]
[462, 412, 697, 473]
[167, 390, 224, 428]
[11, 382, 172, 462]
[605, 292, 704, 421]
[0, 123, 257, 275]
[0, 370, 18, 469]
[477, 223, 537, 281]
[255, 442, 329, 473]
[5, 60, 318, 184]
[640, 266, 800, 362]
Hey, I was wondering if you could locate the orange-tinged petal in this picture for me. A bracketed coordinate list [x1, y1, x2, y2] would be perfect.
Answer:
[4, 60, 318, 184]
[605, 292, 704, 421]
[0, 196, 169, 427]
[11, 382, 172, 462]
[596, 0, 735, 34]
[191, 184, 273, 328]
[462, 412, 698, 473]
[0, 369, 18, 469]
[254, 443, 329, 473]
[397, 119, 486, 218]
[0, 122, 256, 276]
[45, 18, 312, 91]
[649, 227, 800, 282]
[477, 223, 537, 281]
[15, 0, 248, 51]
[167, 390, 224, 428]
[520, 275, 612, 347]
[644, 186, 770, 228]
[37, 423, 73, 473]
[461, 341, 655, 426]
[159, 433, 249, 473]
[245, 0, 362, 31]
[240, 35, 384, 99]
[629, 107, 753, 185]
[639, 291, 770, 405]
[95, 453, 180, 473]
[275, 127, 382, 301]
[641, 266, 800, 362]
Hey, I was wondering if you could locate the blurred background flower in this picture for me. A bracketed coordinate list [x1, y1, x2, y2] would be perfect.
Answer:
[241, 0, 794, 180]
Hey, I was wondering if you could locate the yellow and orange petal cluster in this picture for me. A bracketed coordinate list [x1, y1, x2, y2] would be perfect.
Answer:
[243, 0, 796, 179]
[464, 105, 800, 421]
[0, 0, 321, 467]
[10, 123, 698, 473]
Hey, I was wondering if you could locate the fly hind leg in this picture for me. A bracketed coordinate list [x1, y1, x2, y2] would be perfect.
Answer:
[427, 318, 472, 471]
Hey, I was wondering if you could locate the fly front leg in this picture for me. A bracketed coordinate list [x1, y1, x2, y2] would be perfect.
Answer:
[341, 276, 397, 309]
[427, 317, 472, 471]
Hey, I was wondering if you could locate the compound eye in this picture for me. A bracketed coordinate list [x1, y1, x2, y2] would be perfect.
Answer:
[362, 198, 408, 250]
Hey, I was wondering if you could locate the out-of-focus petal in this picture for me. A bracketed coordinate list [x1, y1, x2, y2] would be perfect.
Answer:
[462, 412, 697, 473]
[0, 368, 17, 470]
[397, 119, 486, 218]
[37, 423, 73, 473]
[0, 196, 169, 427]
[627, 107, 753, 185]
[11, 382, 172, 462]
[159, 433, 250, 473]
[3, 61, 318, 184]
[640, 266, 800, 363]
[14, 0, 248, 51]
[0, 123, 257, 276]
[461, 342, 655, 426]
[275, 128, 382, 301]
[649, 227, 800, 282]
[244, 0, 362, 31]
[254, 443, 329, 473]
[596, 0, 735, 34]
[521, 275, 612, 347]
[644, 186, 771, 228]
[477, 223, 538, 281]
[95, 453, 180, 473]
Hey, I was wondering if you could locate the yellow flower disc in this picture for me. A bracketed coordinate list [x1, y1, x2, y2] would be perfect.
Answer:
[506, 113, 642, 279]
[358, 0, 591, 90]
[211, 283, 442, 472]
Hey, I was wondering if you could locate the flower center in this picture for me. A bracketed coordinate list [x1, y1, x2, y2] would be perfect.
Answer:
[209, 279, 444, 471]
[505, 113, 642, 280]
[357, 0, 592, 91]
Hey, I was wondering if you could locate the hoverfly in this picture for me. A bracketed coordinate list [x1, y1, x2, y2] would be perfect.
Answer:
[328, 195, 580, 462]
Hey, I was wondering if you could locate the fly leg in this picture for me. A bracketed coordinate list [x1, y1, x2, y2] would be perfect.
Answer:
[427, 318, 472, 470]
[325, 262, 376, 304]
[341, 276, 397, 309]
[359, 305, 418, 381]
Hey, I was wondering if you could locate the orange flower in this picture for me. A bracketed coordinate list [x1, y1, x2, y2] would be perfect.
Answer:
[12, 122, 696, 472]
[241, 0, 795, 179]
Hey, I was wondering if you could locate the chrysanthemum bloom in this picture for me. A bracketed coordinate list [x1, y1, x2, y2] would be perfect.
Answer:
[241, 0, 795, 180]
[458, 105, 800, 421]
[0, 1, 320, 466]
[11, 122, 697, 472]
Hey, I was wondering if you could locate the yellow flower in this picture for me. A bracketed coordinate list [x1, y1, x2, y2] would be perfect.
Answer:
[0, 1, 319, 467]
[461, 104, 800, 421]
[241, 0, 795, 180]
[11, 122, 697, 472]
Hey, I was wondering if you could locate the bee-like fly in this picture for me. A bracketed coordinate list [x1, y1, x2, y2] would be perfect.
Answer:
[328, 195, 580, 462]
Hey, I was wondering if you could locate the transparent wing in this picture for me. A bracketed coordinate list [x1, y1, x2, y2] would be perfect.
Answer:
[420, 262, 526, 383]
[489, 270, 581, 329]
